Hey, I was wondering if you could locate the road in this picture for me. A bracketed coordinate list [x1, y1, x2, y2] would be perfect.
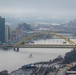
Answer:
[47, 67, 66, 75]
[46, 72, 56, 75]
[56, 68, 66, 75]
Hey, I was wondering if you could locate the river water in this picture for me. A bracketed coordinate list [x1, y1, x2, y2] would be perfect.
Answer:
[0, 39, 76, 73]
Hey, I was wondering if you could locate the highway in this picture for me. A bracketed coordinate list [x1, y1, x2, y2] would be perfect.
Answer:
[56, 68, 66, 75]
[47, 72, 56, 75]
[47, 67, 67, 75]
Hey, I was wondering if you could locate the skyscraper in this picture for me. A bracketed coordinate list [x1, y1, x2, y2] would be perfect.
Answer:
[5, 25, 10, 43]
[0, 16, 5, 43]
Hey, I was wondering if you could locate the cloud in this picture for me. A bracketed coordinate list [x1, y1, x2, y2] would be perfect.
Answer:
[0, 0, 76, 18]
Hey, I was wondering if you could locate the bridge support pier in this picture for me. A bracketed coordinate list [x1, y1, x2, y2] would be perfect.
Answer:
[13, 47, 19, 52]
[17, 47, 19, 51]
[14, 48, 15, 51]
[73, 48, 76, 50]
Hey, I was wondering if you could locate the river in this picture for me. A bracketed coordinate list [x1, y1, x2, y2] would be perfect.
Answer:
[0, 39, 76, 73]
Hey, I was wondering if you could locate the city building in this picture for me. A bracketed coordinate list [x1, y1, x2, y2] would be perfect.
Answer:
[10, 30, 16, 42]
[15, 27, 23, 39]
[10, 27, 23, 42]
[5, 25, 10, 44]
[0, 16, 5, 43]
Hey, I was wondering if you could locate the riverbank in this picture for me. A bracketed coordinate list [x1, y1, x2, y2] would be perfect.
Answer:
[0, 58, 63, 75]
[1, 48, 76, 75]
[0, 48, 71, 73]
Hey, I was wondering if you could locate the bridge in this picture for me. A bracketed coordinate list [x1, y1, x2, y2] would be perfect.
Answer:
[11, 32, 76, 48]
[2, 32, 76, 50]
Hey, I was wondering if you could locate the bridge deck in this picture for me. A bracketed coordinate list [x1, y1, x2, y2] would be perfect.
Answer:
[1, 44, 76, 48]
[14, 44, 76, 48]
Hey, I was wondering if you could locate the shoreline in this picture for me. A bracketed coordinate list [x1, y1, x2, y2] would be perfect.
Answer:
[0, 58, 63, 75]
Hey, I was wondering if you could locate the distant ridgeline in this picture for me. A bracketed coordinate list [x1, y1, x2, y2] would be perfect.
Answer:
[63, 48, 76, 64]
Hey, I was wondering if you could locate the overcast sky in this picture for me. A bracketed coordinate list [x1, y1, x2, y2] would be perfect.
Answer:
[0, 0, 76, 19]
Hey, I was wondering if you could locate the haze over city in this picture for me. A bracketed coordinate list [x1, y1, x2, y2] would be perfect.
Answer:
[0, 0, 76, 24]
[0, 0, 76, 75]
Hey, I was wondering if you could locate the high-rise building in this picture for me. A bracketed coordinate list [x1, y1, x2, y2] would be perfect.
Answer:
[0, 16, 5, 43]
[5, 25, 10, 43]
